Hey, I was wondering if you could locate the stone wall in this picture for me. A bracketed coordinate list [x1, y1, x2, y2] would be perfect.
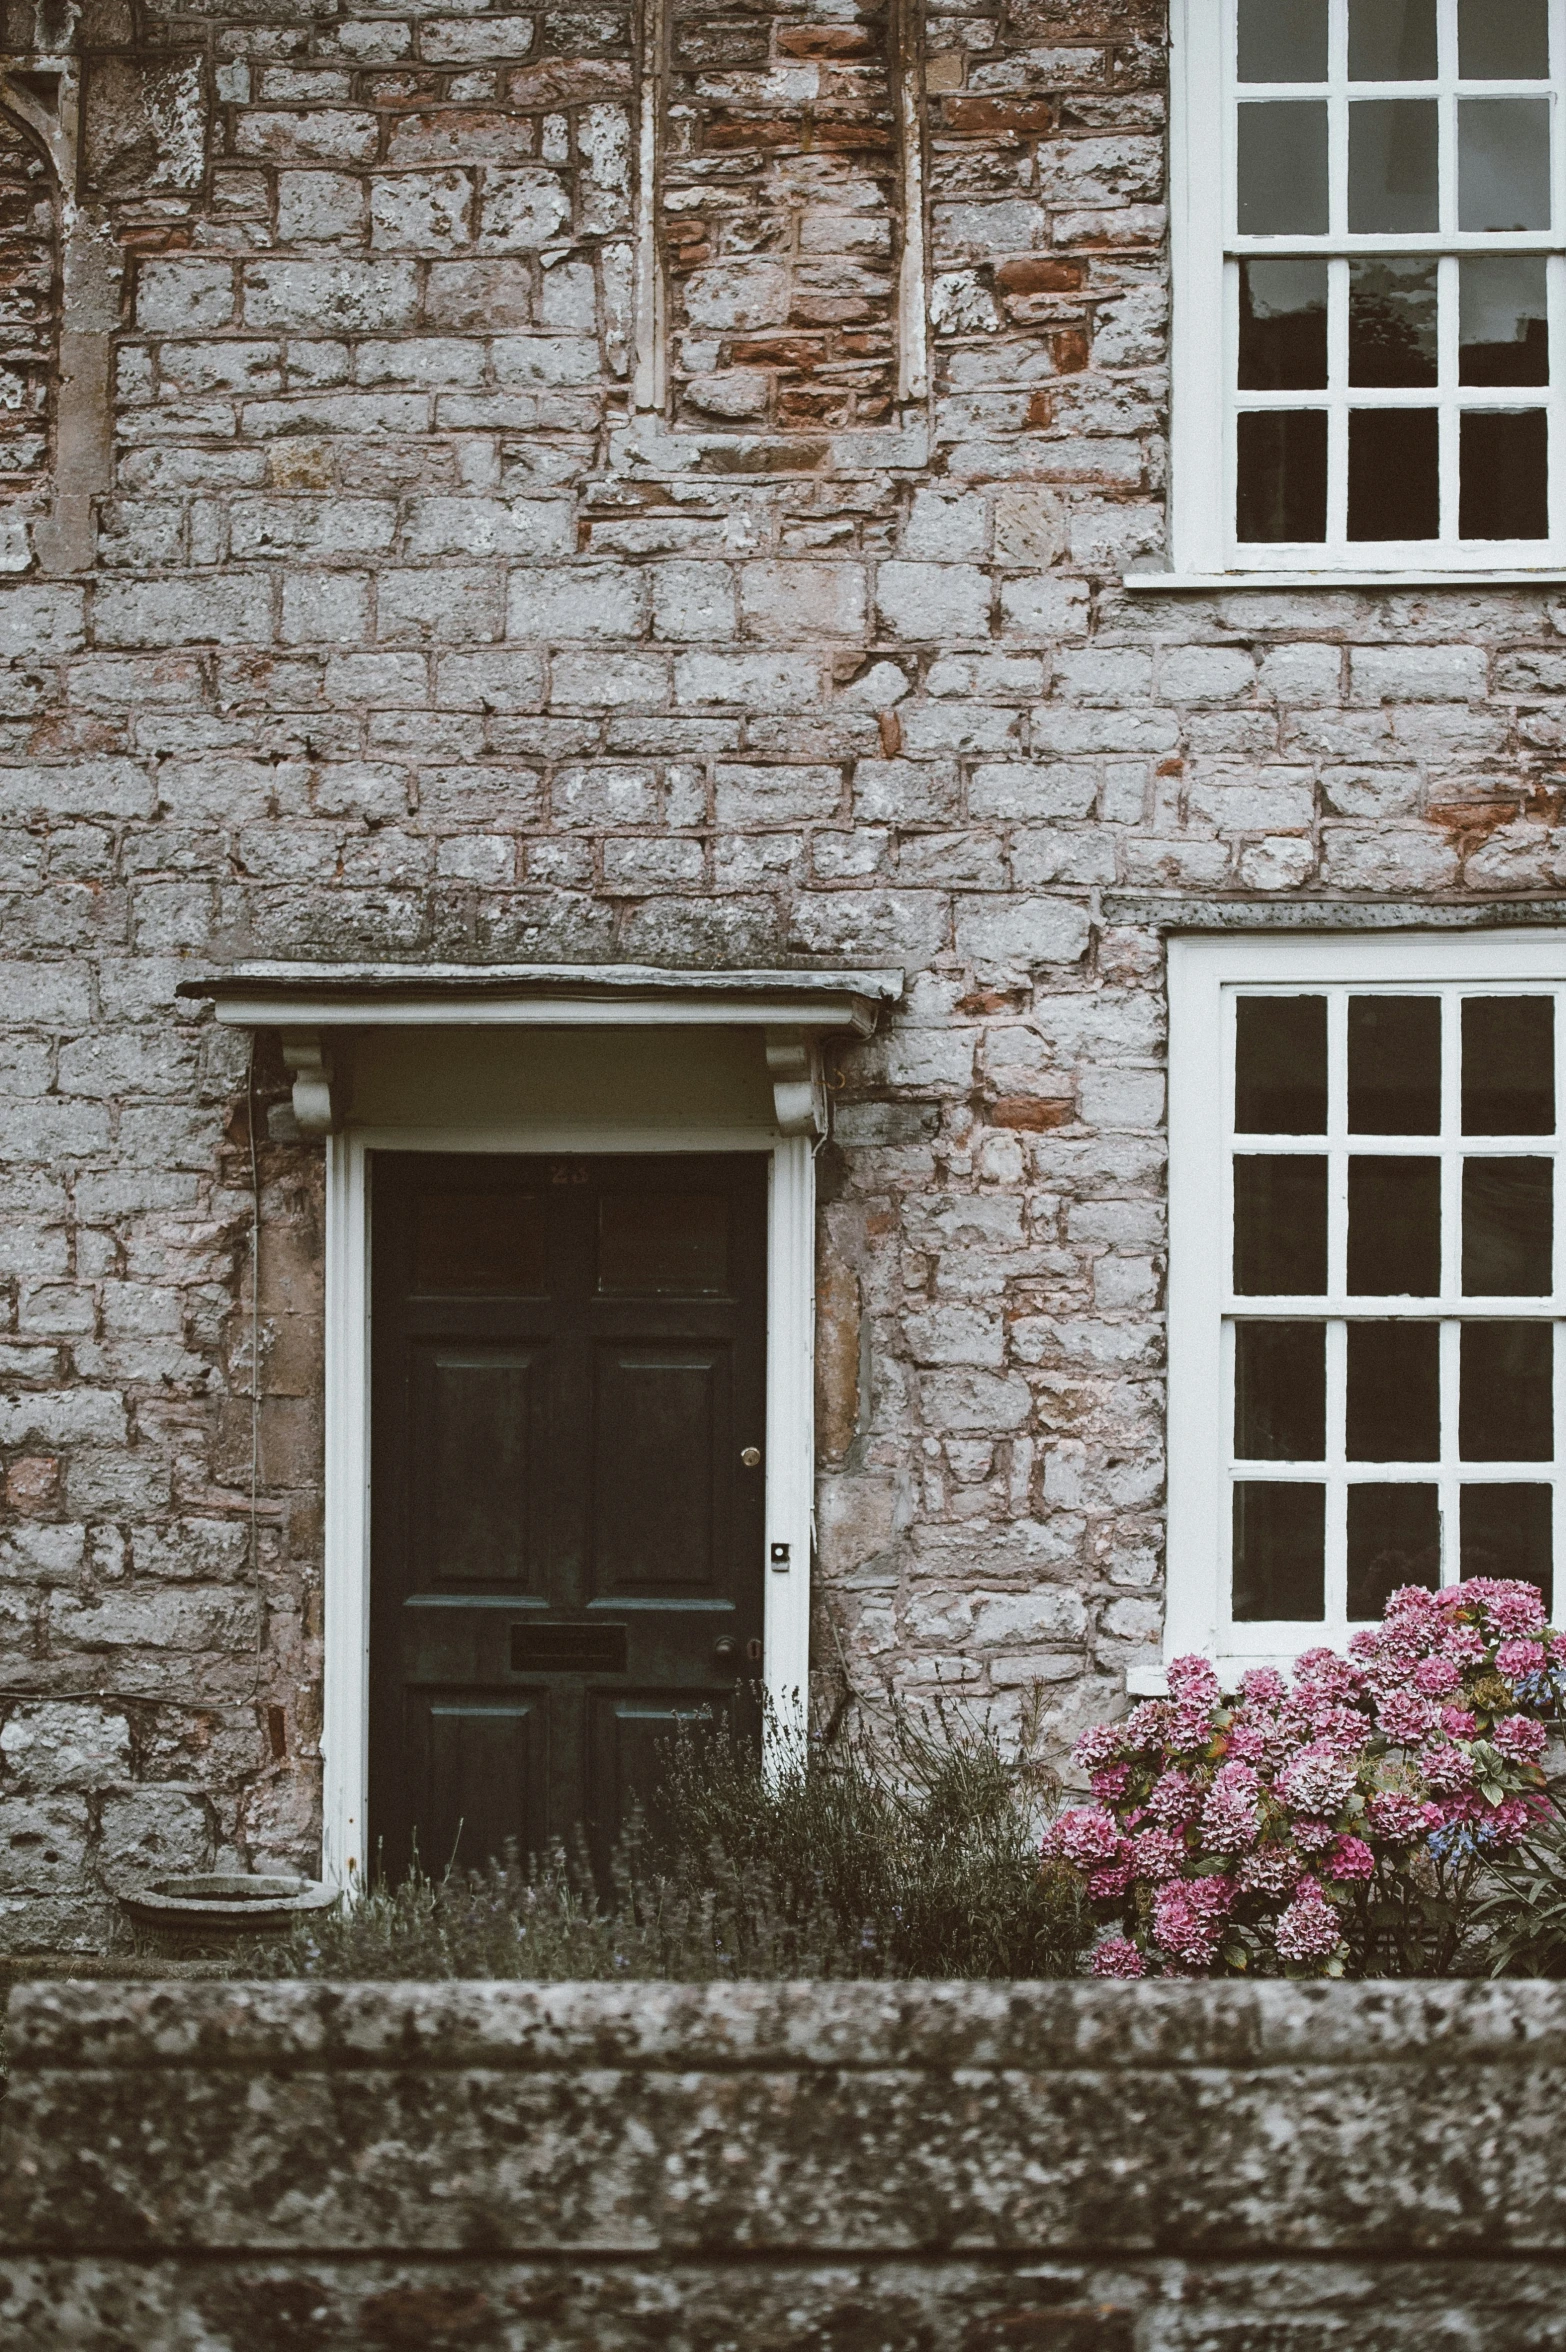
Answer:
[4, 0, 1566, 1942]
[4, 1976, 1566, 2346]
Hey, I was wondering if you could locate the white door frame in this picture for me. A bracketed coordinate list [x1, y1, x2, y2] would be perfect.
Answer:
[320, 1121, 814, 1889]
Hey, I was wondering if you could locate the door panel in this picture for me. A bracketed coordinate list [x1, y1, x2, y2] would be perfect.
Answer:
[370, 1152, 767, 1882]
[412, 1346, 544, 1592]
[591, 1345, 725, 1593]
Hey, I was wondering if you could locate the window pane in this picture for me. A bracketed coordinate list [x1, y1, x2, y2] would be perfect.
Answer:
[1347, 1322, 1440, 1459]
[1236, 1321, 1327, 1458]
[1459, 0, 1550, 80]
[1460, 411, 1549, 539]
[1239, 0, 1329, 80]
[1461, 257, 1549, 387]
[1460, 1322, 1554, 1460]
[1347, 1484, 1440, 1618]
[1349, 0, 1438, 80]
[1348, 996, 1441, 1133]
[1238, 411, 1329, 541]
[1348, 408, 1439, 538]
[1459, 100, 1552, 231]
[1240, 260, 1329, 389]
[1463, 1159, 1554, 1294]
[1462, 1484, 1553, 1612]
[1349, 101, 1439, 232]
[1349, 258, 1439, 386]
[1236, 995, 1328, 1131]
[1348, 1157, 1442, 1295]
[1239, 103, 1330, 234]
[1233, 1482, 1326, 1619]
[1235, 1157, 1329, 1294]
[1463, 998, 1555, 1134]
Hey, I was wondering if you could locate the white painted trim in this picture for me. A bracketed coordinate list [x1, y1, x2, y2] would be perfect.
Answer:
[1126, 569, 1566, 591]
[1166, 930, 1566, 1692]
[319, 1119, 814, 1885]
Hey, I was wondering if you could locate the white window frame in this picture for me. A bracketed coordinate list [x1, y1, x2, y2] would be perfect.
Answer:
[1167, 0, 1566, 584]
[1167, 929, 1566, 1688]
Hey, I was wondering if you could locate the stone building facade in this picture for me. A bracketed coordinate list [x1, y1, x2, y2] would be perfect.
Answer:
[1, 0, 1563, 1950]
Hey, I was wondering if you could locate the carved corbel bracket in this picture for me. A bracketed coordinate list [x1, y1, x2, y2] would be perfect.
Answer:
[280, 1028, 341, 1137]
[765, 1026, 828, 1139]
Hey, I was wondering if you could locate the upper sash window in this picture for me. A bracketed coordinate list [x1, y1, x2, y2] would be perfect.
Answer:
[1171, 0, 1566, 574]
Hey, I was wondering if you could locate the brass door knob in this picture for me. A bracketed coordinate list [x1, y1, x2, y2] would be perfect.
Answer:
[740, 1446, 761, 1468]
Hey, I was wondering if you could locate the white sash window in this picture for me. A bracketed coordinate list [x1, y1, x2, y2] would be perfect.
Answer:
[1170, 0, 1566, 577]
[1168, 934, 1566, 1678]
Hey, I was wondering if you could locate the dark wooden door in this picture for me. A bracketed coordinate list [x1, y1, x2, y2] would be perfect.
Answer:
[369, 1151, 768, 1880]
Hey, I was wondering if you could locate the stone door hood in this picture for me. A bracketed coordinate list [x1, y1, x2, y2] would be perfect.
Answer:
[175, 961, 905, 1138]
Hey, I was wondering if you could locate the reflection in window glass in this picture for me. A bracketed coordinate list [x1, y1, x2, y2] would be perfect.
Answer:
[1349, 100, 1439, 231]
[1461, 412, 1550, 539]
[1459, 0, 1550, 80]
[1233, 1483, 1326, 1620]
[1460, 1322, 1554, 1460]
[1240, 260, 1329, 389]
[1463, 997, 1556, 1133]
[1349, 258, 1439, 386]
[1349, 0, 1438, 80]
[1348, 1484, 1440, 1618]
[1238, 0, 1329, 80]
[1348, 1157, 1442, 1295]
[1348, 408, 1439, 538]
[1238, 412, 1328, 540]
[1239, 102, 1330, 234]
[1459, 100, 1552, 231]
[1235, 1157, 1329, 1294]
[1348, 996, 1441, 1133]
[1347, 1322, 1440, 1459]
[1236, 1321, 1327, 1459]
[1235, 995, 1328, 1131]
[1463, 1158, 1554, 1295]
[1460, 257, 1549, 387]
[1462, 1485, 1553, 1613]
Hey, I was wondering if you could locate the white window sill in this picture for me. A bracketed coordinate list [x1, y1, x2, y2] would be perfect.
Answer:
[1124, 570, 1566, 593]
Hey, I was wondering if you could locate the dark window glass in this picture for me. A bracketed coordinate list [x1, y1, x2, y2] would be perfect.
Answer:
[1239, 0, 1330, 80]
[413, 1190, 547, 1293]
[1347, 1322, 1440, 1459]
[1235, 1157, 1330, 1295]
[1239, 103, 1330, 234]
[1462, 1484, 1553, 1612]
[1238, 411, 1329, 541]
[1349, 258, 1439, 386]
[1348, 1157, 1442, 1295]
[1460, 411, 1549, 540]
[1349, 101, 1439, 231]
[1460, 257, 1549, 387]
[1236, 996, 1328, 1131]
[1463, 998, 1555, 1134]
[1460, 1321, 1554, 1459]
[1459, 100, 1552, 231]
[1236, 1321, 1327, 1458]
[1463, 1158, 1554, 1295]
[1348, 996, 1441, 1133]
[1348, 1483, 1441, 1617]
[1349, 0, 1438, 80]
[1240, 260, 1329, 390]
[1349, 408, 1439, 539]
[1459, 0, 1550, 80]
[1233, 1482, 1326, 1619]
[598, 1192, 730, 1295]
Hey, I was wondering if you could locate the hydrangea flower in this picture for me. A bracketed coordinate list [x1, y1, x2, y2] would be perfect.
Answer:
[1048, 1577, 1559, 1981]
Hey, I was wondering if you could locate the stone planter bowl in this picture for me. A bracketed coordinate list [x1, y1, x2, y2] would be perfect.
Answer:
[120, 1874, 338, 1956]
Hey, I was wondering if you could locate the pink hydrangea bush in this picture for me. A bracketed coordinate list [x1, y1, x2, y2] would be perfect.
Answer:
[1041, 1580, 1563, 1979]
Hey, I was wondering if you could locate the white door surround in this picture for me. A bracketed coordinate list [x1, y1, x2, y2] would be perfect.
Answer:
[181, 964, 903, 1887]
